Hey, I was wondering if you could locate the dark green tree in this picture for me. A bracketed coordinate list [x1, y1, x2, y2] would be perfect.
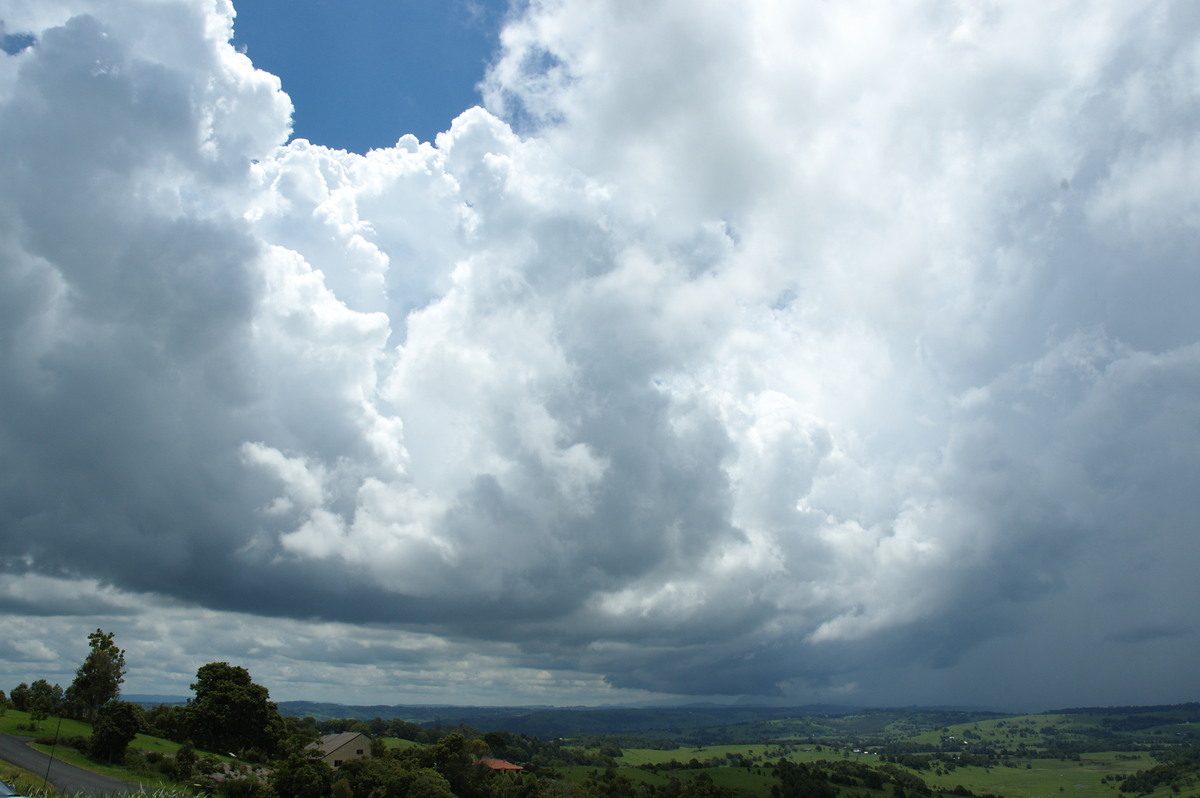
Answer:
[338, 757, 454, 798]
[9, 683, 31, 711]
[67, 629, 126, 721]
[408, 732, 486, 798]
[371, 735, 388, 758]
[407, 767, 458, 798]
[27, 679, 65, 728]
[281, 715, 322, 754]
[174, 739, 197, 779]
[269, 753, 332, 798]
[186, 662, 285, 756]
[146, 703, 189, 742]
[90, 700, 144, 761]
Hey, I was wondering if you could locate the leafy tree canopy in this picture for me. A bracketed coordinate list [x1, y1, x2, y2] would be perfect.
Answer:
[90, 700, 144, 762]
[269, 752, 332, 798]
[187, 661, 285, 757]
[67, 628, 126, 721]
[24, 679, 66, 726]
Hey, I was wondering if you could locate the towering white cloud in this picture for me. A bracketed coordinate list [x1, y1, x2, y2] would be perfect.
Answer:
[1, 0, 1198, 706]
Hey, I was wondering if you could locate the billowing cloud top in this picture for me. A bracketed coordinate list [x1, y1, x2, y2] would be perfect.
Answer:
[1, 0, 1198, 707]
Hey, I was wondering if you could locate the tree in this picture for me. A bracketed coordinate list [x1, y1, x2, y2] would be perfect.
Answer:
[146, 703, 189, 742]
[186, 662, 285, 756]
[68, 629, 126, 721]
[338, 757, 454, 798]
[7, 685, 28, 712]
[174, 739, 197, 779]
[269, 753, 332, 798]
[90, 700, 144, 762]
[281, 715, 322, 754]
[409, 732, 486, 798]
[27, 679, 65, 728]
[371, 735, 388, 758]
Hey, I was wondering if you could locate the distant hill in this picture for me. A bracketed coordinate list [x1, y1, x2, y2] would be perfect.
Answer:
[125, 694, 188, 706]
[268, 702, 1017, 744]
[274, 701, 553, 723]
[152, 696, 1200, 749]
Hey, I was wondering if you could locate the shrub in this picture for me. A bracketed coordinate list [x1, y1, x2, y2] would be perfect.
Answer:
[222, 775, 276, 797]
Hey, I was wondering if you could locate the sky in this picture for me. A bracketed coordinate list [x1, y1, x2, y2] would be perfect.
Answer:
[227, 0, 504, 152]
[0, 0, 1198, 712]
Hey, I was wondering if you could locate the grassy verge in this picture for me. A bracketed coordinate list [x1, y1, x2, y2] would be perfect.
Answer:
[1, 758, 53, 796]
[0, 709, 220, 794]
[25, 741, 178, 790]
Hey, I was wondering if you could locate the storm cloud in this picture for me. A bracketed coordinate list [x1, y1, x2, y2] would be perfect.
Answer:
[1, 0, 1198, 707]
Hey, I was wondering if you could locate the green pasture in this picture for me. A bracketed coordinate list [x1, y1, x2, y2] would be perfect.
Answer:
[614, 742, 1169, 798]
[558, 764, 778, 797]
[0, 709, 182, 755]
[0, 710, 95, 740]
[905, 714, 1075, 748]
[699, 765, 779, 795]
[919, 752, 1158, 798]
[909, 710, 1199, 751]
[619, 743, 833, 767]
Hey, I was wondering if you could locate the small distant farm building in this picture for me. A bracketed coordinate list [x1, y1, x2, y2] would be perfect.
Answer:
[307, 732, 370, 768]
[477, 758, 524, 772]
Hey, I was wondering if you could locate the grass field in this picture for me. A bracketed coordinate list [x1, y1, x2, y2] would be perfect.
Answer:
[558, 763, 778, 796]
[0, 706, 1193, 798]
[619, 743, 837, 767]
[614, 741, 1180, 798]
[0, 709, 222, 793]
[917, 753, 1157, 798]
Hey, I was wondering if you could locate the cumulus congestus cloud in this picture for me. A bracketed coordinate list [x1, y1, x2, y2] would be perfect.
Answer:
[1, 0, 1198, 706]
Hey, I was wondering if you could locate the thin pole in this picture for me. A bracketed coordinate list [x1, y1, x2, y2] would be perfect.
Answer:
[43, 714, 63, 790]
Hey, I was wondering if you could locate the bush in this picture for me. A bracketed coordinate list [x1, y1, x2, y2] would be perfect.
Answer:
[222, 775, 276, 797]
[90, 700, 145, 762]
[197, 754, 223, 774]
[239, 747, 269, 764]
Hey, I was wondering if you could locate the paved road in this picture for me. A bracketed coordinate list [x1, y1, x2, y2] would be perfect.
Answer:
[0, 733, 145, 795]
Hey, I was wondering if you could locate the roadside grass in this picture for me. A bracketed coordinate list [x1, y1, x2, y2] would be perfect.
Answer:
[2, 756, 191, 797]
[1, 758, 50, 796]
[0, 709, 227, 793]
[24, 740, 180, 790]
